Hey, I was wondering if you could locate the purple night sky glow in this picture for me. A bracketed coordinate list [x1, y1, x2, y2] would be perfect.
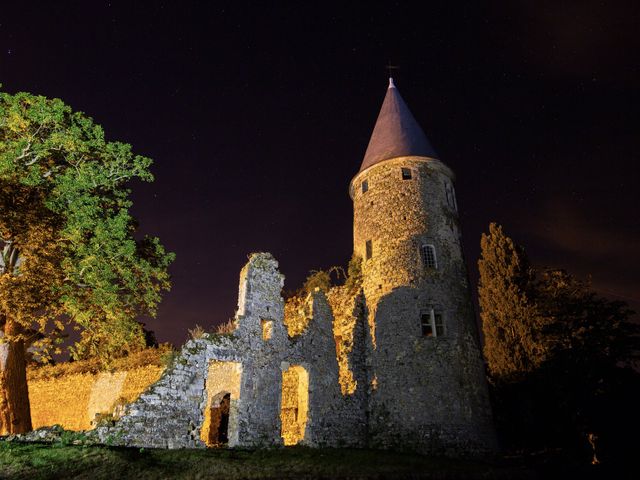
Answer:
[1, 2, 637, 347]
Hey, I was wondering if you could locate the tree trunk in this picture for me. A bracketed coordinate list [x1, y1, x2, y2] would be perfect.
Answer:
[0, 316, 32, 434]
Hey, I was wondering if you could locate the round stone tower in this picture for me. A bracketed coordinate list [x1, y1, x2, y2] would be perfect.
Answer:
[350, 79, 495, 455]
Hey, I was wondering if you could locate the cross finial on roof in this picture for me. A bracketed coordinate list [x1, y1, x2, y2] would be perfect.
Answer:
[359, 75, 438, 172]
[386, 62, 400, 77]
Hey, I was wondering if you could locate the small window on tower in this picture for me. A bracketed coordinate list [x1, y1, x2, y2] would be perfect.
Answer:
[420, 308, 445, 337]
[401, 168, 412, 180]
[362, 180, 368, 193]
[365, 240, 372, 260]
[261, 319, 273, 340]
[420, 244, 437, 269]
[445, 182, 458, 212]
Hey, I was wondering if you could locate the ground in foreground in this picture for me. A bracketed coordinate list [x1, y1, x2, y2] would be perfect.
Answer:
[0, 442, 613, 480]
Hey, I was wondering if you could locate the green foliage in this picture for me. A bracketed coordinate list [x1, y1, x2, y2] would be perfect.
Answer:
[302, 255, 362, 297]
[0, 90, 174, 362]
[479, 222, 640, 461]
[303, 270, 332, 294]
[478, 223, 549, 381]
[159, 347, 179, 368]
[57, 429, 88, 446]
[0, 443, 527, 480]
[27, 344, 173, 381]
[344, 254, 363, 293]
[69, 318, 147, 363]
[533, 269, 638, 366]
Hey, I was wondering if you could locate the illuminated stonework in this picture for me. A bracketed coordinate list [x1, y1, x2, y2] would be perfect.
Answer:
[88, 80, 495, 456]
[261, 319, 273, 340]
[327, 286, 360, 395]
[280, 365, 309, 445]
[200, 361, 242, 447]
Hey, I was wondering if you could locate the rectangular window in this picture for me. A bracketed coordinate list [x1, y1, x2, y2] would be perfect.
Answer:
[365, 240, 372, 260]
[362, 180, 368, 193]
[421, 308, 445, 337]
[261, 319, 273, 340]
[420, 244, 437, 269]
[420, 311, 433, 337]
[401, 167, 412, 180]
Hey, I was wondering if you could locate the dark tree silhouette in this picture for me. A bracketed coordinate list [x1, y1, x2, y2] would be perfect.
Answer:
[479, 223, 640, 465]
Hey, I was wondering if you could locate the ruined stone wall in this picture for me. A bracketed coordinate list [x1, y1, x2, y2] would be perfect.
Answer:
[93, 336, 240, 448]
[28, 366, 164, 431]
[93, 253, 368, 450]
[231, 253, 288, 447]
[286, 291, 368, 448]
[46, 176, 493, 456]
[350, 156, 495, 455]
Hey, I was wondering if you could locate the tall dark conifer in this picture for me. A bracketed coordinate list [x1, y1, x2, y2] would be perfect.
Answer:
[478, 223, 549, 381]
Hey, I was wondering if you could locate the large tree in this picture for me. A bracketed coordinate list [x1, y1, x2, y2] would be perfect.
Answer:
[478, 222, 550, 381]
[0, 91, 174, 434]
[479, 223, 640, 461]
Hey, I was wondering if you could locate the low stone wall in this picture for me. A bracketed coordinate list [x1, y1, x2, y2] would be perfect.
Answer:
[28, 365, 165, 431]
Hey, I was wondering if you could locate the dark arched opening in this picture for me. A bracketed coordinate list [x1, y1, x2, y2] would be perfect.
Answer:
[204, 393, 231, 446]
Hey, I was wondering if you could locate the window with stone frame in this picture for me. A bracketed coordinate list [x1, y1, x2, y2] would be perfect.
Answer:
[420, 308, 445, 337]
[362, 179, 368, 193]
[401, 167, 412, 180]
[420, 244, 437, 269]
[365, 240, 372, 260]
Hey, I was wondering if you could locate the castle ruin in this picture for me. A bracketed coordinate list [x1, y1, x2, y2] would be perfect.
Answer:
[93, 79, 496, 456]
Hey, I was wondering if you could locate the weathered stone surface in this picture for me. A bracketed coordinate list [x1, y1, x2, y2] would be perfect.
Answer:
[66, 86, 496, 457]
[93, 253, 368, 450]
[350, 156, 496, 455]
[90, 234, 493, 456]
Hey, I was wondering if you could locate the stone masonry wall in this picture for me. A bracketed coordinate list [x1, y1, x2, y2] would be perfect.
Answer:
[28, 366, 164, 431]
[87, 238, 492, 455]
[93, 253, 368, 449]
[350, 156, 496, 455]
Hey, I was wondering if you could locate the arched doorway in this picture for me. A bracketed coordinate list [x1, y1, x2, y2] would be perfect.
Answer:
[280, 365, 309, 446]
[200, 361, 242, 447]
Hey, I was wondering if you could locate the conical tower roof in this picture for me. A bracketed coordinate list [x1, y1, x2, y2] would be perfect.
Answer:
[359, 78, 437, 172]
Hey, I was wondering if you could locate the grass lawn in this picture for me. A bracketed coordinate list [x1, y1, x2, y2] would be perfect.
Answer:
[0, 442, 540, 480]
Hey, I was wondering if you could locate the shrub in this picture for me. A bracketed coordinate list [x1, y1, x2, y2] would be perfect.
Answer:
[27, 343, 174, 382]
[188, 324, 206, 340]
[215, 319, 237, 335]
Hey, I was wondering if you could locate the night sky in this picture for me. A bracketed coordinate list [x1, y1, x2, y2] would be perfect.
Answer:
[1, 2, 638, 346]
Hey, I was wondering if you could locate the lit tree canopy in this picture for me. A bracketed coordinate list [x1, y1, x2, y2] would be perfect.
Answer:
[0, 90, 174, 433]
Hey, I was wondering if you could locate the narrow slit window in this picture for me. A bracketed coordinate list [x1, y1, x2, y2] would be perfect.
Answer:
[452, 186, 458, 212]
[401, 167, 412, 180]
[421, 244, 437, 269]
[365, 240, 372, 260]
[261, 319, 273, 340]
[362, 180, 368, 193]
[445, 182, 458, 212]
